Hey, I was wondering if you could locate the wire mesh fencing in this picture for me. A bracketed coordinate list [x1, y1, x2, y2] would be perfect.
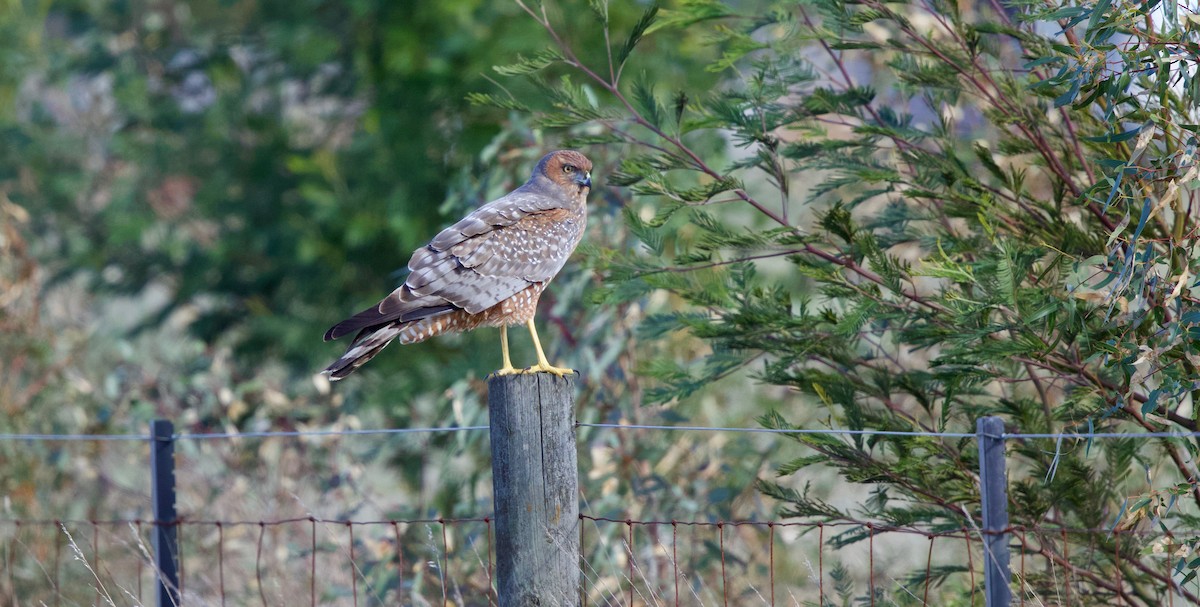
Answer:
[2, 419, 1199, 605]
[3, 513, 1192, 605]
[1, 516, 496, 606]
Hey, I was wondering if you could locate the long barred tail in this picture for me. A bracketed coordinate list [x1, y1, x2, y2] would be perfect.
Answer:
[323, 315, 458, 380]
[322, 324, 404, 381]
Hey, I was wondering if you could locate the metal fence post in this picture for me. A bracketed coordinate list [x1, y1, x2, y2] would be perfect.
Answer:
[977, 416, 1011, 606]
[150, 419, 180, 607]
[488, 373, 580, 606]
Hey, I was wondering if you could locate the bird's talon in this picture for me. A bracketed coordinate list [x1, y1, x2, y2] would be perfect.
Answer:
[528, 363, 576, 377]
[491, 364, 576, 377]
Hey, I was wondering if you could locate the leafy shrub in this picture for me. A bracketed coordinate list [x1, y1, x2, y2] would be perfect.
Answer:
[479, 0, 1200, 602]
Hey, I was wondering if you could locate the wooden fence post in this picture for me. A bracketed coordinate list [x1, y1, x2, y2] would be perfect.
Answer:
[977, 416, 1011, 606]
[150, 419, 180, 607]
[488, 373, 580, 606]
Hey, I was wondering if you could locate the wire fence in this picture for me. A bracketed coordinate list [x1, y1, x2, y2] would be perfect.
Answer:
[0, 514, 1186, 606]
[2, 421, 1198, 605]
[12, 420, 1200, 442]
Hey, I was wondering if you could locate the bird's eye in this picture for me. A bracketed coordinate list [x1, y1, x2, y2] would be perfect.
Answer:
[563, 165, 575, 174]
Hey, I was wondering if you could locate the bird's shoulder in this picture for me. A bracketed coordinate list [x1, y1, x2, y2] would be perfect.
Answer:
[428, 182, 569, 252]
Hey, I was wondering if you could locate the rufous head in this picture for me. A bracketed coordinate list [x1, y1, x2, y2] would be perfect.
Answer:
[536, 150, 593, 193]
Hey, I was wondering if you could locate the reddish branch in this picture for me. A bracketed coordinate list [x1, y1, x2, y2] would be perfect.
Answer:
[516, 0, 950, 315]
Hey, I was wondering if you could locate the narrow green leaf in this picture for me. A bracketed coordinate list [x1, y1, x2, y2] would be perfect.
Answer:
[1083, 125, 1143, 143]
[631, 75, 664, 128]
[492, 49, 563, 76]
[618, 3, 660, 69]
[1043, 6, 1089, 20]
[1087, 0, 1113, 33]
[1054, 78, 1080, 107]
[673, 90, 688, 129]
[647, 0, 731, 33]
[464, 92, 531, 112]
[1141, 388, 1163, 415]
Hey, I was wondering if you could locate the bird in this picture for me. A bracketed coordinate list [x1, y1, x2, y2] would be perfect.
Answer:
[322, 150, 593, 380]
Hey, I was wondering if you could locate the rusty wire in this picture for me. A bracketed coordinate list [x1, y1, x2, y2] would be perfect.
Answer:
[2, 515, 1190, 605]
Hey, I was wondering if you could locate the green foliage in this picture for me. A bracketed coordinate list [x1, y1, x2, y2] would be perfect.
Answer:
[617, 3, 660, 69]
[481, 0, 1200, 603]
[2, 1, 775, 600]
[10, 0, 1200, 600]
[1, 0, 699, 394]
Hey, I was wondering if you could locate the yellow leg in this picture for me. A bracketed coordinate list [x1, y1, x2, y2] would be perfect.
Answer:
[521, 318, 575, 377]
[494, 325, 519, 376]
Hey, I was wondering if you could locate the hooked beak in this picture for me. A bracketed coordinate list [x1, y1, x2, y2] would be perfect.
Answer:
[575, 171, 592, 189]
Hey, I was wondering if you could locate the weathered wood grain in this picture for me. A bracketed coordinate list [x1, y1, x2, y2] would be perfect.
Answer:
[488, 372, 580, 605]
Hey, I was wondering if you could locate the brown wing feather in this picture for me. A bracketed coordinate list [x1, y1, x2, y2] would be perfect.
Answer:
[376, 188, 573, 315]
[428, 189, 566, 250]
[326, 189, 571, 341]
[467, 209, 582, 283]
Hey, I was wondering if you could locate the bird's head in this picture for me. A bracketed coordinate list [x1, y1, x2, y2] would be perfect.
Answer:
[538, 150, 593, 194]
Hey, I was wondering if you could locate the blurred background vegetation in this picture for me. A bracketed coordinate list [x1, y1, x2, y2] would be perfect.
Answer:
[7, 0, 1200, 603]
[1, 0, 798, 602]
[0, 1, 727, 440]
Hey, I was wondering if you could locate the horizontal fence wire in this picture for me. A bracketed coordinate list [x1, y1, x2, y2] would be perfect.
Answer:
[0, 425, 490, 442]
[1, 517, 1170, 537]
[175, 425, 490, 440]
[578, 423, 980, 437]
[0, 432, 153, 441]
[8, 424, 1200, 442]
